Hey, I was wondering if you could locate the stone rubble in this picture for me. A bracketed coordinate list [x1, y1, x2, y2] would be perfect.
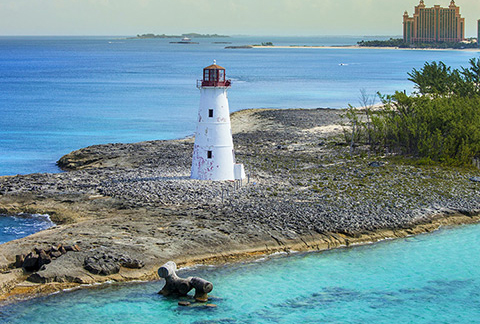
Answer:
[0, 108, 479, 298]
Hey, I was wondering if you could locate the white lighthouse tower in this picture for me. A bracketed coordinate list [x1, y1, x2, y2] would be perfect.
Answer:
[191, 61, 245, 181]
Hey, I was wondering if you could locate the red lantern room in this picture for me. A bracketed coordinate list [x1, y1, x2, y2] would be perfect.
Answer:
[200, 60, 231, 87]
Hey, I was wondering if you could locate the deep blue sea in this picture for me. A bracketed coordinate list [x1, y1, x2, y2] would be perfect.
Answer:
[2, 224, 479, 323]
[1, 35, 478, 176]
[0, 214, 54, 244]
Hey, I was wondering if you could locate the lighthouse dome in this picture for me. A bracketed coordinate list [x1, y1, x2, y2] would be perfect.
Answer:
[201, 60, 231, 88]
[204, 59, 225, 70]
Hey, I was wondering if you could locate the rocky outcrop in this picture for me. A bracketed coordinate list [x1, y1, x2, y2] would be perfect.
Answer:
[0, 108, 479, 301]
[84, 256, 120, 276]
[83, 248, 144, 276]
[15, 245, 80, 273]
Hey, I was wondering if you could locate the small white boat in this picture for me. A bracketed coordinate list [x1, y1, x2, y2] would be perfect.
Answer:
[170, 37, 199, 44]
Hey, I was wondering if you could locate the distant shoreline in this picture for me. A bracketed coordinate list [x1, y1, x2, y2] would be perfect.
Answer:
[249, 45, 480, 51]
[129, 33, 229, 40]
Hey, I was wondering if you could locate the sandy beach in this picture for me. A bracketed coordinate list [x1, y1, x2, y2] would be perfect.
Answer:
[249, 45, 480, 51]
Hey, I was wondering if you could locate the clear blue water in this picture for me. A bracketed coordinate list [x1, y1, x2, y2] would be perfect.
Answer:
[1, 223, 479, 323]
[2, 37, 480, 323]
[1, 36, 478, 175]
[0, 214, 54, 244]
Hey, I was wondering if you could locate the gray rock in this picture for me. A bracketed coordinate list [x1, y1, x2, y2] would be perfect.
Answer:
[64, 245, 80, 252]
[84, 255, 120, 275]
[22, 252, 39, 272]
[83, 248, 144, 275]
[50, 251, 62, 258]
[27, 273, 46, 283]
[59, 246, 67, 255]
[15, 254, 25, 268]
[119, 257, 144, 269]
[38, 251, 52, 268]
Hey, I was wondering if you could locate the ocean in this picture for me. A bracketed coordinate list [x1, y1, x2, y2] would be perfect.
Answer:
[2, 223, 479, 323]
[0, 214, 54, 244]
[1, 36, 480, 322]
[0, 36, 478, 176]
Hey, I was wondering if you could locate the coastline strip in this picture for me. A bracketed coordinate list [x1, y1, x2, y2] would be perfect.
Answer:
[249, 45, 480, 51]
[1, 210, 479, 304]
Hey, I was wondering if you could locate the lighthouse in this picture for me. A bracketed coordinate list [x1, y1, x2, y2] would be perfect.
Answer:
[191, 61, 245, 181]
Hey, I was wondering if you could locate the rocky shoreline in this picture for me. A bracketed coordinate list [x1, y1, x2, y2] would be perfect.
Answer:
[0, 108, 479, 303]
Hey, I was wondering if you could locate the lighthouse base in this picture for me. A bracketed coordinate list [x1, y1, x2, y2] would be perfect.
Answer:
[190, 145, 235, 181]
[234, 163, 246, 180]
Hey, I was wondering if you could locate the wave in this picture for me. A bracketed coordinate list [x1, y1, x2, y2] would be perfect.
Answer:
[0, 213, 55, 244]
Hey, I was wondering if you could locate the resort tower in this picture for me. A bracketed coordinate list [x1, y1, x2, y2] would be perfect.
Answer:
[478, 19, 480, 48]
[191, 61, 245, 181]
[403, 0, 465, 43]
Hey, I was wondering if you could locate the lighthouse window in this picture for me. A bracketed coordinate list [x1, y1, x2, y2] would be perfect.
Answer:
[207, 151, 212, 159]
[208, 109, 213, 118]
[219, 70, 225, 82]
[204, 70, 210, 81]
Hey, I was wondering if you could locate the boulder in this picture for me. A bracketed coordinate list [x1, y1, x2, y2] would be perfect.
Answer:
[59, 246, 67, 255]
[50, 251, 63, 258]
[38, 250, 52, 267]
[15, 254, 25, 268]
[64, 245, 81, 252]
[64, 245, 75, 252]
[27, 273, 47, 284]
[84, 255, 120, 275]
[83, 248, 144, 275]
[119, 257, 144, 269]
[22, 252, 39, 272]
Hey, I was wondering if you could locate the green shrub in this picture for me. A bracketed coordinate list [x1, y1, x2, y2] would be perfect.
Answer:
[348, 58, 480, 165]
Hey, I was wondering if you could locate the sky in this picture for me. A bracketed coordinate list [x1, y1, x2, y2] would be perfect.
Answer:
[0, 0, 479, 37]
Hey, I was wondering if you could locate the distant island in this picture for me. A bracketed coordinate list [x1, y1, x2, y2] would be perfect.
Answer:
[129, 33, 229, 39]
[357, 37, 479, 49]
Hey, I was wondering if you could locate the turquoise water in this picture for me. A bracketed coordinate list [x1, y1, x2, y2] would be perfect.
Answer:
[0, 214, 54, 244]
[2, 224, 479, 323]
[1, 36, 479, 175]
[2, 36, 480, 322]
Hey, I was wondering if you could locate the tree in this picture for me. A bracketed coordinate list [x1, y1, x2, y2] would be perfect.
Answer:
[408, 59, 480, 97]
[347, 58, 480, 165]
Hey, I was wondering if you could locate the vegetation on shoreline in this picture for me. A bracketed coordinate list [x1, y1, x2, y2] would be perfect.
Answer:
[357, 38, 479, 49]
[131, 33, 229, 39]
[347, 58, 480, 166]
